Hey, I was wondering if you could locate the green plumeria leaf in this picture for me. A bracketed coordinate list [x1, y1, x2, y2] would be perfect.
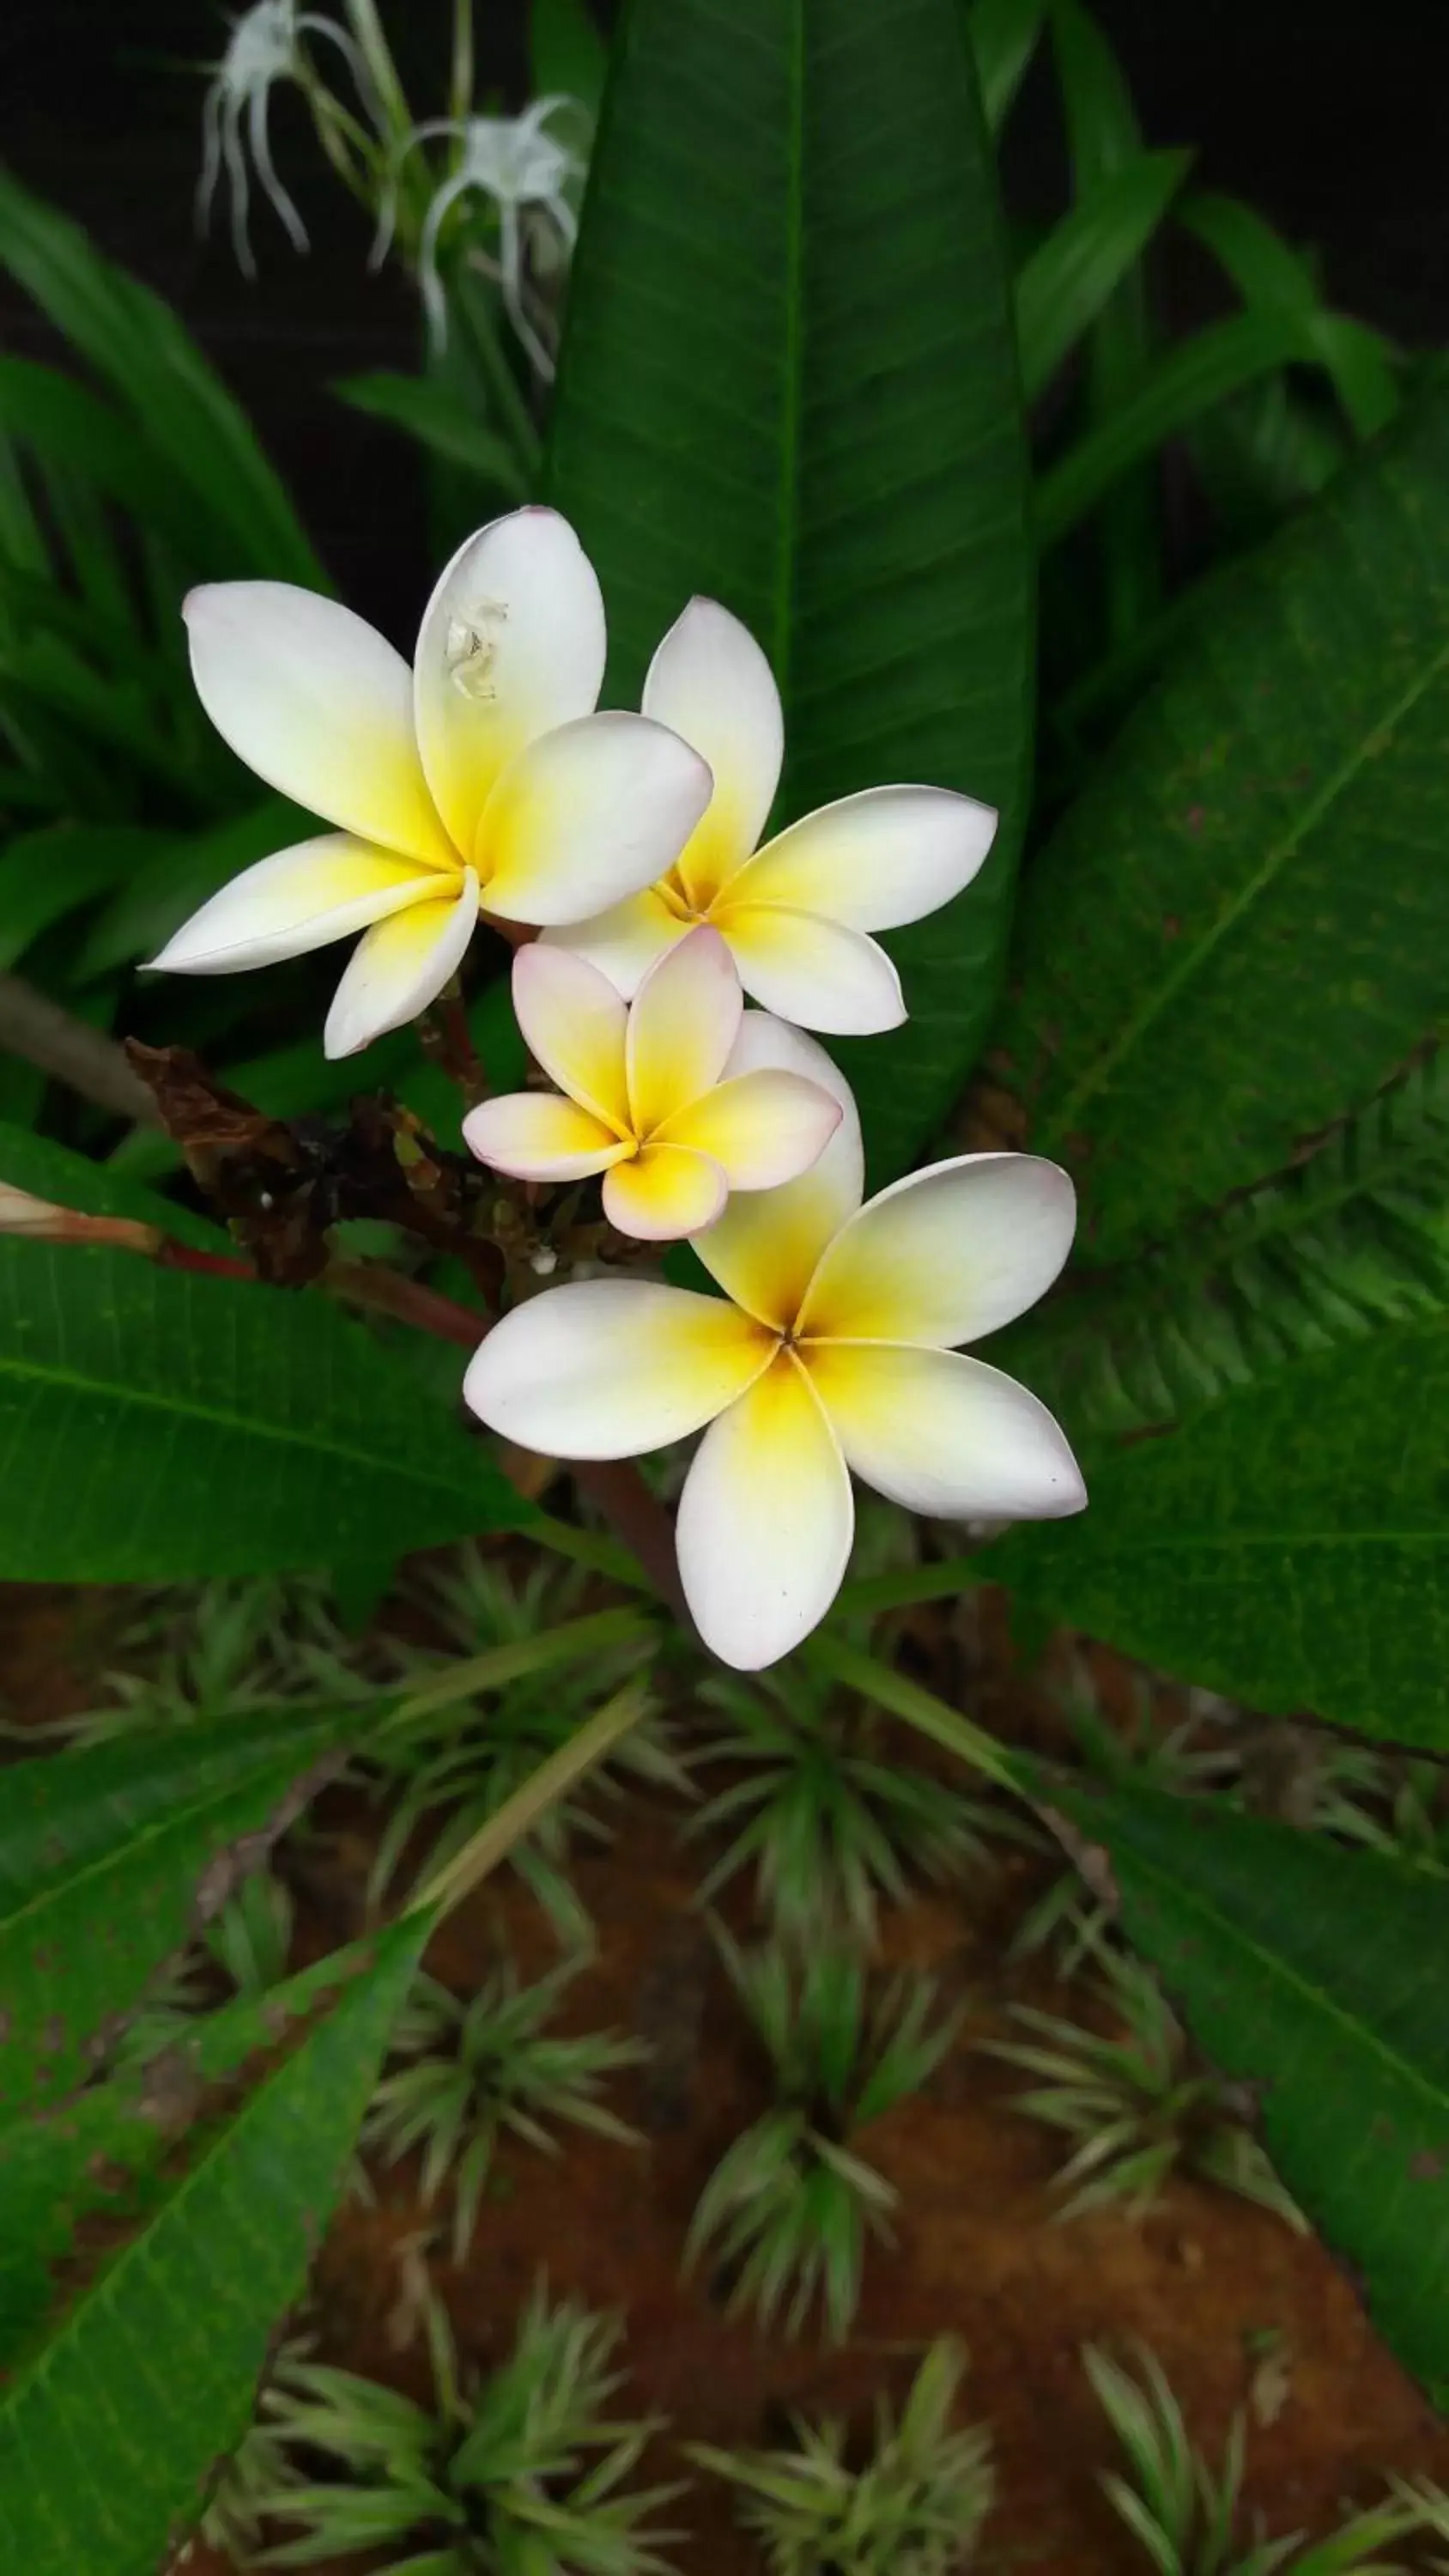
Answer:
[0, 1935, 379, 2369]
[0, 1705, 366, 2110]
[0, 161, 324, 586]
[0, 1243, 519, 1581]
[993, 1313, 1449, 1747]
[997, 1046, 1449, 1454]
[994, 387, 1449, 1263]
[0, 1919, 426, 2574]
[547, 0, 1034, 1179]
[1015, 147, 1192, 406]
[1055, 1778, 1449, 2404]
[334, 373, 529, 501]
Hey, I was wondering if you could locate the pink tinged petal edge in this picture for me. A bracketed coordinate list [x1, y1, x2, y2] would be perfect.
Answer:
[625, 923, 743, 1136]
[675, 1350, 855, 1671]
[463, 1092, 628, 1183]
[510, 941, 631, 1133]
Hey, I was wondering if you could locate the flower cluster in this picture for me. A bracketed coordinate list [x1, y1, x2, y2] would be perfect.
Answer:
[156, 507, 1085, 1668]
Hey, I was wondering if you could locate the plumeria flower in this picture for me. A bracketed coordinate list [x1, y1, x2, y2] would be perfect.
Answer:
[149, 510, 712, 1060]
[376, 98, 585, 375]
[197, 0, 369, 276]
[546, 598, 1000, 1035]
[464, 926, 842, 1242]
[465, 1021, 1086, 1670]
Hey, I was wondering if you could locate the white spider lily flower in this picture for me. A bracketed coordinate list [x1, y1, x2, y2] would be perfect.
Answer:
[465, 1020, 1085, 1670]
[464, 927, 842, 1242]
[149, 508, 713, 1060]
[377, 97, 585, 376]
[544, 598, 1001, 1036]
[197, 0, 369, 275]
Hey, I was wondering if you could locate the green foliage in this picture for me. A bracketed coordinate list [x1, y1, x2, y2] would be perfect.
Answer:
[0, 161, 323, 587]
[362, 1957, 646, 2259]
[992, 1313, 1449, 1746]
[687, 1935, 959, 2342]
[0, 1700, 361, 2111]
[1000, 1048, 1449, 1456]
[986, 1940, 1304, 2229]
[335, 369, 530, 502]
[257, 2284, 678, 2573]
[0, 1919, 426, 2575]
[112, 1866, 297, 2067]
[689, 2335, 994, 2574]
[687, 1660, 1012, 1945]
[0, 1242, 519, 1582]
[994, 391, 1449, 1265]
[1051, 1781, 1449, 2405]
[367, 1554, 686, 1942]
[1085, 2343, 1428, 2574]
[547, 0, 1033, 1182]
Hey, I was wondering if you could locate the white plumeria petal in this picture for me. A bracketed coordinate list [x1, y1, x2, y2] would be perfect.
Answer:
[463, 1279, 773, 1458]
[625, 925, 742, 1138]
[718, 904, 906, 1034]
[323, 867, 479, 1058]
[726, 784, 997, 931]
[541, 889, 688, 997]
[602, 1144, 727, 1241]
[511, 944, 630, 1133]
[676, 1350, 854, 1670]
[147, 834, 441, 975]
[479, 713, 712, 924]
[463, 1093, 627, 1182]
[641, 598, 784, 908]
[694, 1015, 864, 1327]
[184, 584, 455, 870]
[805, 1341, 1086, 1521]
[656, 1068, 842, 1191]
[412, 507, 606, 857]
[798, 1152, 1076, 1347]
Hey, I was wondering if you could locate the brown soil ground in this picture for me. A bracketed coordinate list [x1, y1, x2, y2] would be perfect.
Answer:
[9, 1577, 1449, 2574]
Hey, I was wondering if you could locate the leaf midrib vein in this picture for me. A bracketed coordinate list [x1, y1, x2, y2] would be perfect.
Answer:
[1040, 538, 1449, 1154]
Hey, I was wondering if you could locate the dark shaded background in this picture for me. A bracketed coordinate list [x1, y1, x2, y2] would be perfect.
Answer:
[2, 0, 1446, 641]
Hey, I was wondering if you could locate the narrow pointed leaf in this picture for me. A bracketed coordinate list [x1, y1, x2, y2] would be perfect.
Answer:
[995, 391, 1449, 1263]
[547, 0, 1034, 1179]
[0, 1707, 363, 2109]
[0, 1920, 426, 2573]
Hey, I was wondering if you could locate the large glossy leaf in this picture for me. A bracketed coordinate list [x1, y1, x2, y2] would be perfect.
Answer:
[0, 1707, 362, 2111]
[1053, 1778, 1449, 2403]
[0, 162, 324, 587]
[0, 1919, 425, 2573]
[546, 0, 1034, 1180]
[993, 1312, 1449, 1747]
[993, 390, 1449, 1263]
[0, 1242, 518, 1582]
[999, 1047, 1449, 1450]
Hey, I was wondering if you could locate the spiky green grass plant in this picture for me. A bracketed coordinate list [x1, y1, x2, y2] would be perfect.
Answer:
[256, 2285, 678, 2572]
[114, 1868, 296, 2067]
[362, 1957, 646, 2258]
[686, 1659, 1016, 1946]
[687, 1935, 960, 2342]
[987, 1944, 1304, 2229]
[1087, 2344, 1428, 2574]
[688, 2335, 993, 2573]
[367, 1554, 690, 1945]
